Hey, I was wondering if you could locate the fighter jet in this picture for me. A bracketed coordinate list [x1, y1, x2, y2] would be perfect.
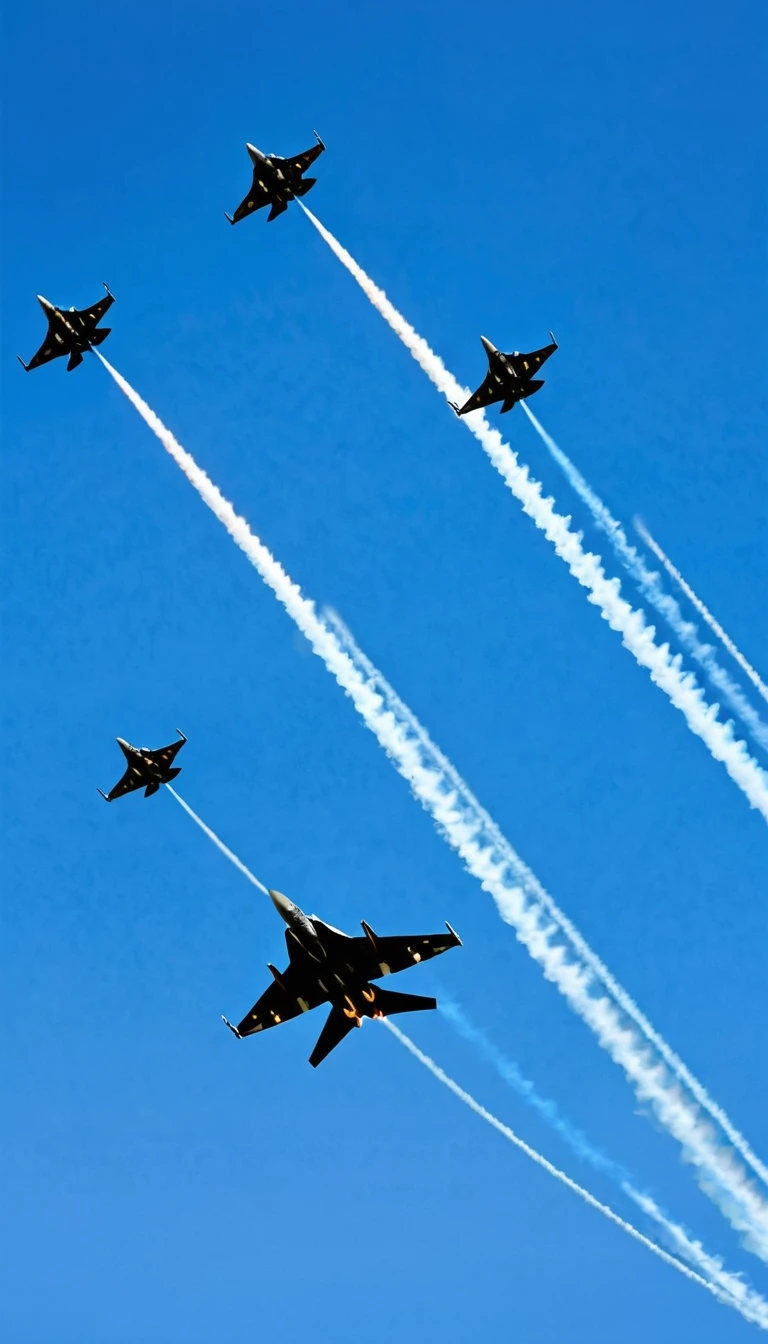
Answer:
[17, 285, 115, 372]
[223, 888, 462, 1067]
[449, 333, 558, 417]
[97, 730, 187, 801]
[224, 131, 326, 225]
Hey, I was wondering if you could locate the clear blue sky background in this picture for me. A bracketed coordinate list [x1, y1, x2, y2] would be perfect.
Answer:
[2, 2, 766, 1340]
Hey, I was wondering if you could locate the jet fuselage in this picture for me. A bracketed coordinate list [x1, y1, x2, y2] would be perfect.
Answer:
[224, 888, 460, 1064]
[269, 889, 384, 1024]
[484, 343, 534, 399]
[98, 729, 186, 802]
[38, 298, 93, 353]
[269, 887, 324, 958]
[247, 147, 299, 198]
[226, 133, 324, 226]
[117, 738, 177, 785]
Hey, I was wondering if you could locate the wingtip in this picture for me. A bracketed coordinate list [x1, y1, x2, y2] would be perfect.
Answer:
[549, 330, 558, 348]
[222, 1015, 242, 1038]
[445, 920, 462, 946]
[313, 129, 326, 150]
[175, 728, 187, 742]
[224, 212, 235, 226]
[447, 400, 461, 417]
[16, 355, 29, 371]
[97, 788, 110, 801]
[103, 282, 115, 299]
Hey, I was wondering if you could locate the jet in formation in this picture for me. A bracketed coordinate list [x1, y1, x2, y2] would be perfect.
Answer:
[225, 131, 326, 225]
[449, 333, 558, 417]
[17, 285, 115, 372]
[223, 888, 461, 1067]
[98, 730, 187, 801]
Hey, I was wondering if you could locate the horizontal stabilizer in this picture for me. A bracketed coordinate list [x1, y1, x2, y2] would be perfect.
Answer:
[166, 767, 181, 782]
[309, 1006, 356, 1068]
[67, 350, 83, 372]
[369, 987, 437, 1018]
[293, 177, 316, 196]
[523, 379, 544, 398]
[144, 782, 160, 798]
[90, 328, 111, 346]
[268, 200, 289, 222]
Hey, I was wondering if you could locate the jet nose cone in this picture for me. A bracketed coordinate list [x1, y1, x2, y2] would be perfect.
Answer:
[246, 142, 263, 162]
[37, 294, 53, 311]
[116, 737, 130, 750]
[480, 335, 497, 356]
[268, 889, 294, 923]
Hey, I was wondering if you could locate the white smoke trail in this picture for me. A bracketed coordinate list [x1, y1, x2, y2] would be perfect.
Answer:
[439, 1000, 768, 1327]
[630, 1190, 768, 1328]
[635, 518, 768, 709]
[299, 205, 768, 824]
[161, 784, 768, 1325]
[165, 786, 270, 895]
[520, 403, 768, 754]
[325, 607, 768, 1196]
[96, 353, 768, 1258]
[383, 1019, 765, 1325]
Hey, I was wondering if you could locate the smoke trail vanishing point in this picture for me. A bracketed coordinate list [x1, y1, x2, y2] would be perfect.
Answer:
[384, 1019, 766, 1326]
[520, 403, 768, 754]
[635, 517, 768, 709]
[439, 999, 768, 1328]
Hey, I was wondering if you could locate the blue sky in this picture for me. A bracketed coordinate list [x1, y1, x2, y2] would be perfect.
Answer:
[2, 1, 766, 1340]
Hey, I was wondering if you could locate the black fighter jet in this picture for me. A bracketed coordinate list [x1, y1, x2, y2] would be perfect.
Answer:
[223, 888, 462, 1067]
[17, 285, 115, 372]
[97, 730, 187, 801]
[449, 333, 558, 417]
[224, 131, 326, 225]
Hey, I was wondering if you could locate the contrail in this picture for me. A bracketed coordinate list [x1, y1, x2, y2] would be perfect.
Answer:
[96, 353, 768, 1258]
[165, 786, 270, 895]
[166, 777, 768, 1321]
[635, 517, 768, 709]
[439, 1000, 768, 1328]
[326, 607, 768, 1197]
[299, 205, 768, 824]
[439, 997, 634, 1183]
[520, 403, 768, 754]
[158, 779, 768, 1324]
[383, 1019, 767, 1326]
